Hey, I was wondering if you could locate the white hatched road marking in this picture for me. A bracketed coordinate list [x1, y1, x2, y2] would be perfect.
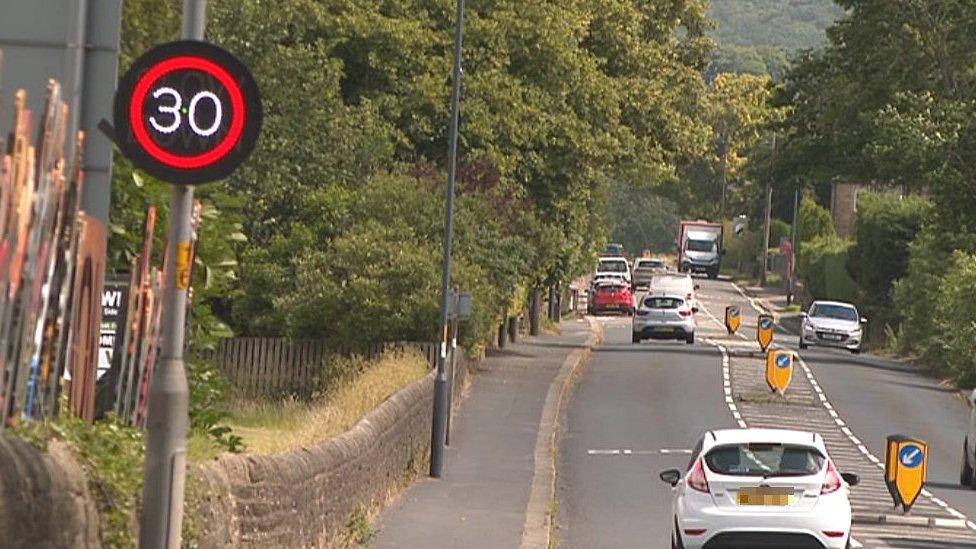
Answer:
[725, 281, 976, 536]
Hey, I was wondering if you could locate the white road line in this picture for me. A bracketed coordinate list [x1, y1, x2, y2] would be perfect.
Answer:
[792, 352, 976, 533]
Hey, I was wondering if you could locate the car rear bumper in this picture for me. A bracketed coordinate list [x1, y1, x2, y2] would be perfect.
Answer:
[591, 302, 633, 313]
[633, 321, 694, 339]
[677, 498, 851, 549]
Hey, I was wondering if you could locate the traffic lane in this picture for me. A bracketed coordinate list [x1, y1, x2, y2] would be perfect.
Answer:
[556, 318, 733, 548]
[800, 346, 976, 517]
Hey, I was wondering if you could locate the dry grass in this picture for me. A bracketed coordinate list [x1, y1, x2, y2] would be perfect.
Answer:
[225, 350, 429, 455]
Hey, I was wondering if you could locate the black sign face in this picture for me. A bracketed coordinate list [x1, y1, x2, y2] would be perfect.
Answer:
[113, 40, 262, 184]
[99, 275, 129, 379]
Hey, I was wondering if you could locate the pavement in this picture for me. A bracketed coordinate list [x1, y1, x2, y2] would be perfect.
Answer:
[370, 318, 596, 549]
[556, 278, 976, 548]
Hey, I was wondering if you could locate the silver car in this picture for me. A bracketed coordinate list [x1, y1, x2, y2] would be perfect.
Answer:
[632, 294, 696, 344]
[799, 301, 866, 354]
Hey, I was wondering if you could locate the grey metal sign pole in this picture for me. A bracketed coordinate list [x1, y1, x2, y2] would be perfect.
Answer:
[430, 0, 466, 479]
[138, 2, 204, 546]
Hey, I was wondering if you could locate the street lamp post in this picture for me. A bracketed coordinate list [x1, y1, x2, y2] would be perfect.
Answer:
[430, 0, 466, 479]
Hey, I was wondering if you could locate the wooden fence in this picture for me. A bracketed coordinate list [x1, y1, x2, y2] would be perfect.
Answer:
[193, 339, 439, 398]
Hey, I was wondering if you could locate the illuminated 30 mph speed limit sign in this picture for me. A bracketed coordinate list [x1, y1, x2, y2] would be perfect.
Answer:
[113, 41, 262, 184]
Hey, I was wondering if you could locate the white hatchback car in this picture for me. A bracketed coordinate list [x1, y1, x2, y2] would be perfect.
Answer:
[632, 294, 695, 344]
[660, 428, 858, 549]
[799, 301, 867, 354]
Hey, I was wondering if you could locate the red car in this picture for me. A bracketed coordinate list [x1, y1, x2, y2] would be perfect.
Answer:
[589, 280, 634, 315]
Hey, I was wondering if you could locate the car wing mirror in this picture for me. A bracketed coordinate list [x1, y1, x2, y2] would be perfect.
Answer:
[692, 307, 700, 313]
[860, 317, 868, 324]
[659, 469, 682, 487]
[693, 284, 700, 290]
[800, 312, 808, 318]
[841, 472, 860, 487]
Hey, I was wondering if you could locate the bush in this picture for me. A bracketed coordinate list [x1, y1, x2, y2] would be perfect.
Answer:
[891, 223, 976, 369]
[933, 252, 976, 386]
[797, 235, 858, 302]
[849, 192, 930, 310]
[796, 195, 835, 246]
[769, 218, 791, 246]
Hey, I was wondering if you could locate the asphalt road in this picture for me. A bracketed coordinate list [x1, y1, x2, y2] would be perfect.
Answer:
[555, 311, 733, 547]
[799, 326, 976, 519]
[557, 277, 976, 548]
[700, 278, 976, 522]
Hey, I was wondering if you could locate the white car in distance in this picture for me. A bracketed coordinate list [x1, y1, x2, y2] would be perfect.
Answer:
[595, 256, 631, 285]
[799, 301, 867, 354]
[660, 428, 858, 549]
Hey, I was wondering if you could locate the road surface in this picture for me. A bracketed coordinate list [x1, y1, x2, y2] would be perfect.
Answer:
[557, 278, 976, 548]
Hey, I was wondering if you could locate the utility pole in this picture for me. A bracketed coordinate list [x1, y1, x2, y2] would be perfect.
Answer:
[788, 181, 800, 306]
[760, 133, 775, 286]
[720, 139, 729, 219]
[430, 0, 466, 479]
[138, 2, 203, 547]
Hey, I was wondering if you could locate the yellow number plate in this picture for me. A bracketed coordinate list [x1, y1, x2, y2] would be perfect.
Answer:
[736, 487, 794, 506]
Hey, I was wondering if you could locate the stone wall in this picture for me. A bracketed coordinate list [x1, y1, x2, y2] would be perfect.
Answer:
[192, 355, 470, 547]
[0, 353, 471, 548]
[0, 438, 100, 548]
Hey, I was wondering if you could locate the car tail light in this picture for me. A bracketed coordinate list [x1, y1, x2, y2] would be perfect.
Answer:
[821, 460, 842, 494]
[636, 310, 649, 317]
[687, 457, 709, 493]
[683, 529, 707, 536]
[678, 309, 692, 317]
[822, 531, 846, 538]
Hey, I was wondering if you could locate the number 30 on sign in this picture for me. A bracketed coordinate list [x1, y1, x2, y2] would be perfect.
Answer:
[113, 41, 262, 185]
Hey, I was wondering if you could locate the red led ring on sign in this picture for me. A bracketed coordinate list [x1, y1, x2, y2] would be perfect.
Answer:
[129, 56, 246, 169]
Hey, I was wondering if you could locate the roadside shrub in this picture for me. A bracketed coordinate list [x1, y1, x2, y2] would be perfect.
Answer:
[797, 235, 858, 302]
[188, 358, 243, 453]
[890, 224, 956, 367]
[892, 223, 976, 370]
[933, 252, 976, 386]
[849, 192, 930, 310]
[796, 195, 835, 246]
[769, 218, 791, 246]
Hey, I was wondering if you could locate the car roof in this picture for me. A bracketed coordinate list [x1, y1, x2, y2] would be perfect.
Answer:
[598, 256, 628, 262]
[702, 428, 825, 452]
[811, 300, 856, 308]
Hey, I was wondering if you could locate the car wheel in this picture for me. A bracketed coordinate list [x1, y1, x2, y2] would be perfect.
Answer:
[961, 439, 974, 487]
[851, 347, 861, 355]
[632, 333, 640, 344]
[686, 334, 695, 345]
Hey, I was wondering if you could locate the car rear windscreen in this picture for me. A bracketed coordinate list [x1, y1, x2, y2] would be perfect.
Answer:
[643, 297, 683, 309]
[597, 260, 628, 273]
[705, 443, 825, 477]
[597, 285, 625, 294]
